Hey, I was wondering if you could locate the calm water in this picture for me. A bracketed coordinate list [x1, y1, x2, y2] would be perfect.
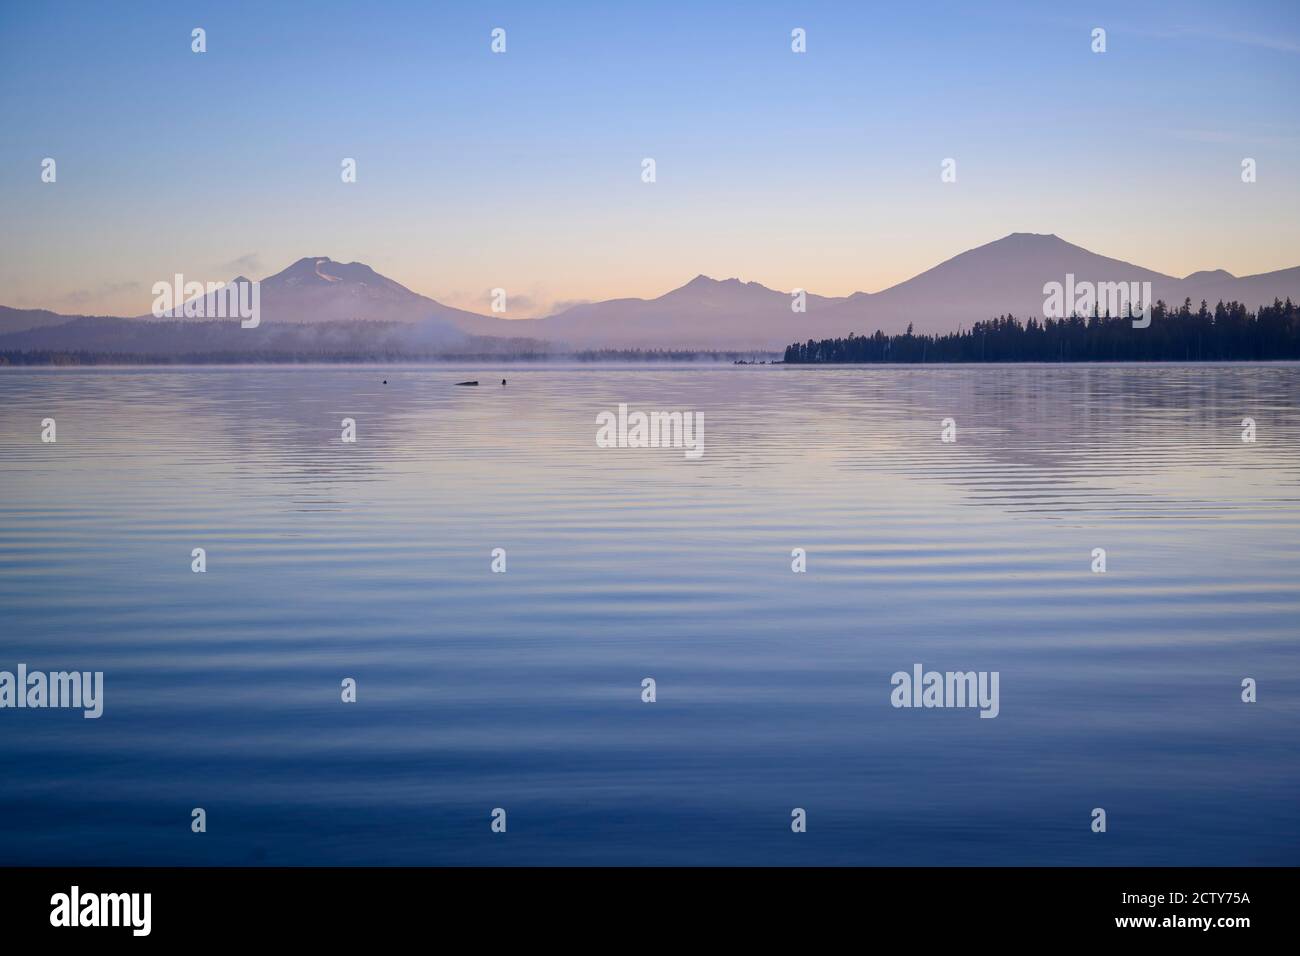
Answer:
[1, 364, 1298, 866]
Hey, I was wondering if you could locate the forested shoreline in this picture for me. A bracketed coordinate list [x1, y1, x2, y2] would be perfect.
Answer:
[783, 298, 1300, 363]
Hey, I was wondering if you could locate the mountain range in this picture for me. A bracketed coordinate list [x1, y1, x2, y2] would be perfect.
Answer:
[2, 233, 1298, 357]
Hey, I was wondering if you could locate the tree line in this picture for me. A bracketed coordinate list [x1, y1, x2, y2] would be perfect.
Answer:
[783, 298, 1300, 363]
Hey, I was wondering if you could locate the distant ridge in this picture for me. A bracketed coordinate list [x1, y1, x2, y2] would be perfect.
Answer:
[3, 235, 1298, 356]
[528, 233, 1299, 348]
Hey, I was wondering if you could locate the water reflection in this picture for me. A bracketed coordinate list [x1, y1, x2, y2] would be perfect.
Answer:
[0, 364, 1297, 865]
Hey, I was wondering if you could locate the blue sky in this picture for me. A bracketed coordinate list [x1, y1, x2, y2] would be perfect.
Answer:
[1, 0, 1297, 316]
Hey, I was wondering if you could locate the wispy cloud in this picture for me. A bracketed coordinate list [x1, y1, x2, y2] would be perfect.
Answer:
[56, 280, 142, 308]
[429, 284, 583, 318]
[1151, 125, 1300, 146]
[546, 298, 593, 315]
[1192, 27, 1300, 54]
[217, 253, 264, 276]
[1136, 23, 1300, 54]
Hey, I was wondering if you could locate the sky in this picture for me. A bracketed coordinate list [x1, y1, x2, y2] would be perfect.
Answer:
[1, 0, 1298, 318]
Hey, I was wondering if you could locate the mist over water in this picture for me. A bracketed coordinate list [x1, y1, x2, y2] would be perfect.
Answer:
[1, 364, 1298, 865]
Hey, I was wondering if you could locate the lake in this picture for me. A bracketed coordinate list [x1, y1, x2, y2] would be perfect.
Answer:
[1, 363, 1297, 865]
